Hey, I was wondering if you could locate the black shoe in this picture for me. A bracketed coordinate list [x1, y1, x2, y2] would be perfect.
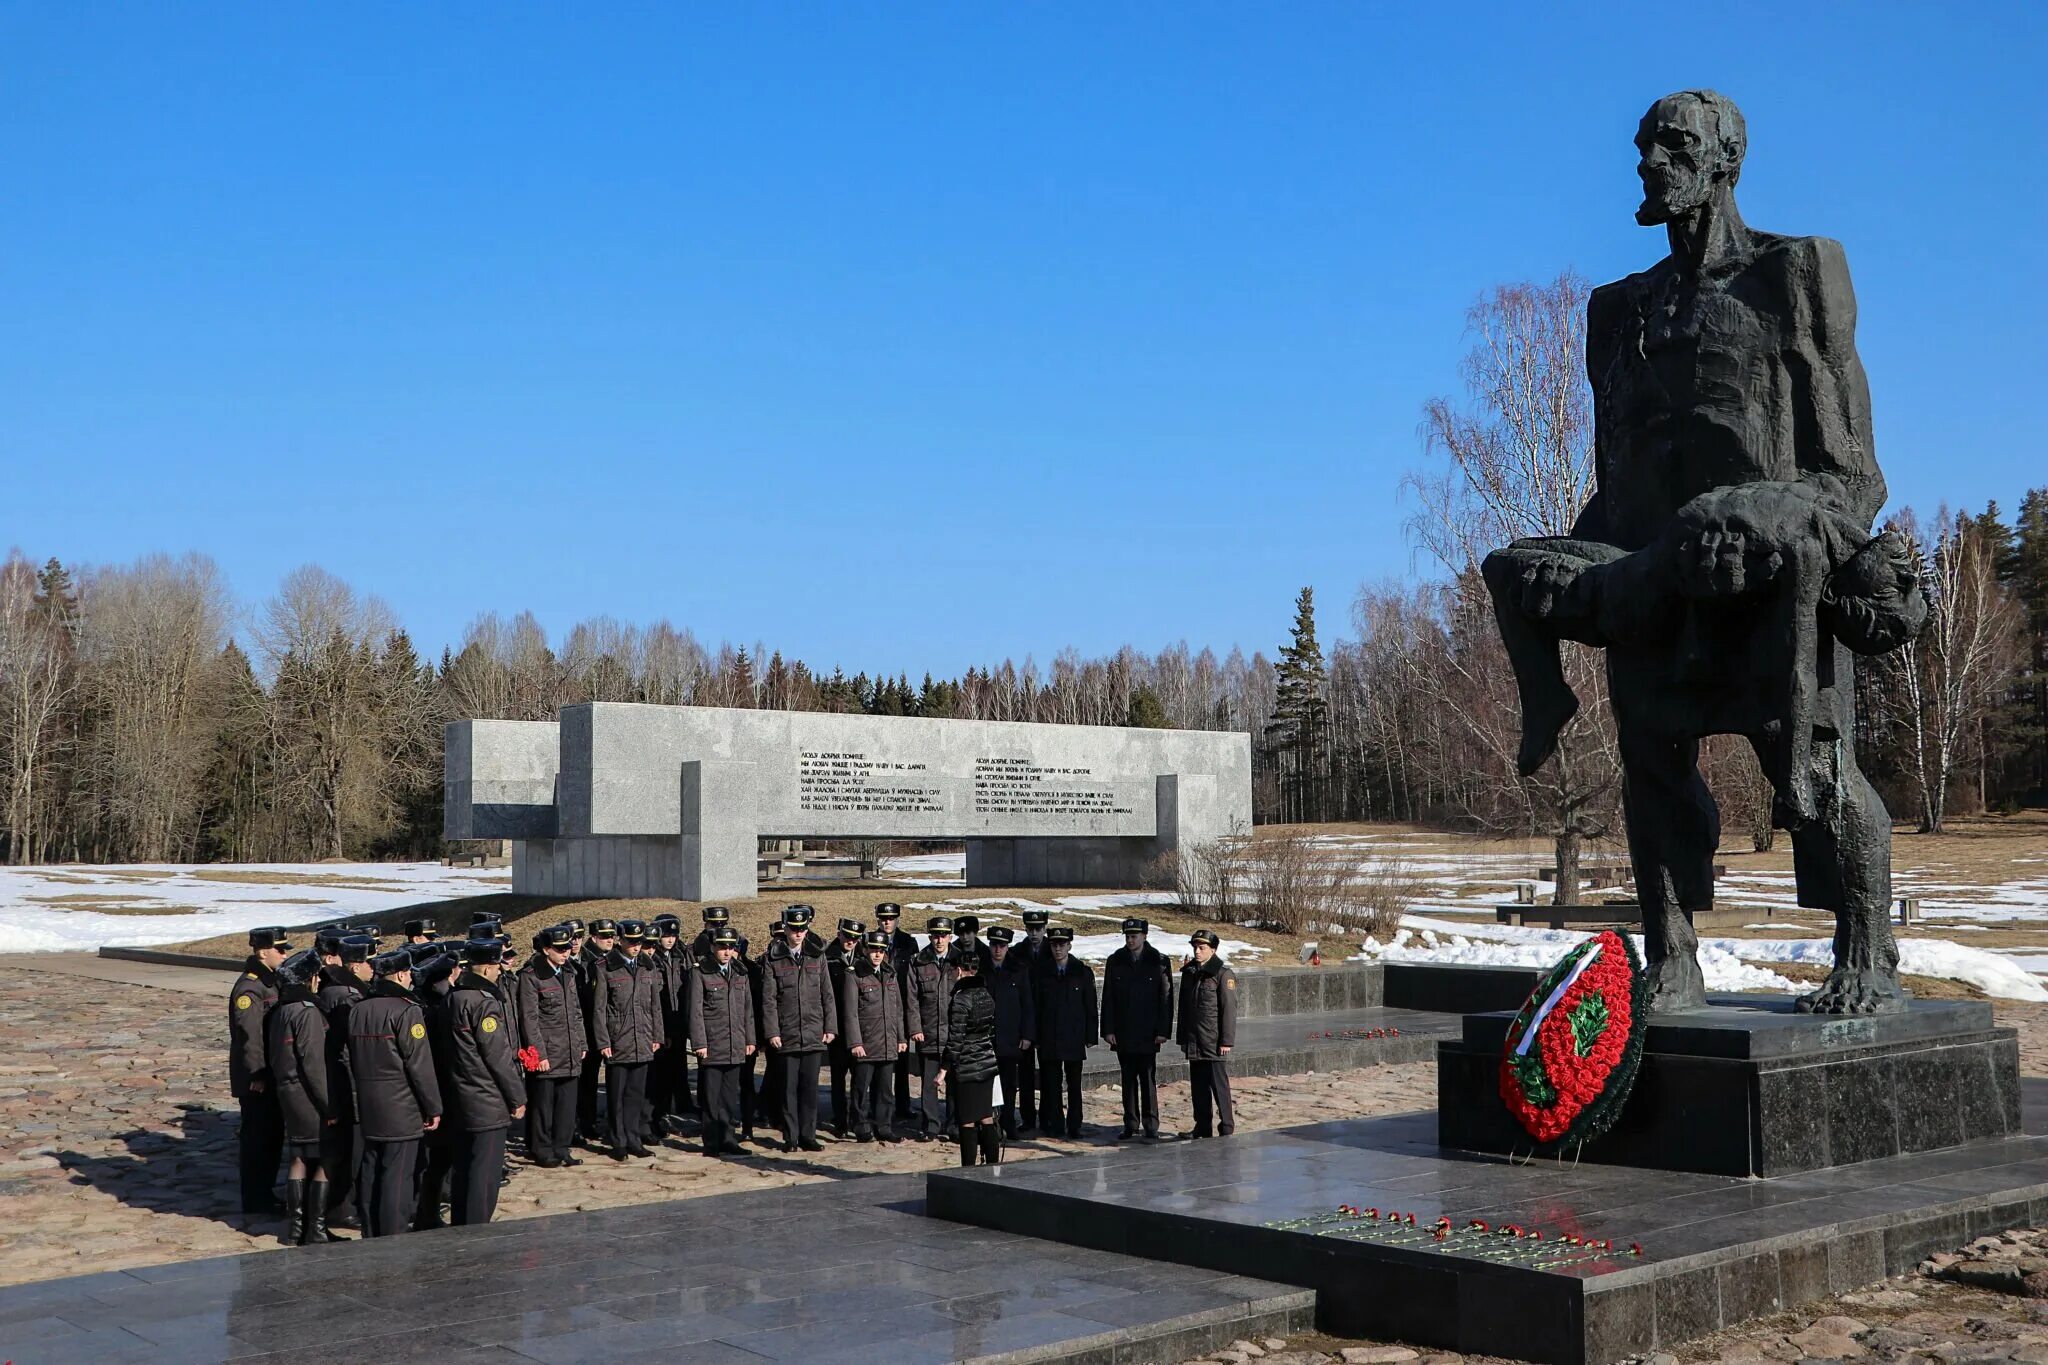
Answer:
[610, 1149, 631, 1162]
[1117, 1127, 1136, 1141]
[879, 1132, 901, 1144]
[1066, 1127, 1083, 1139]
[905, 1131, 929, 1143]
[533, 1157, 561, 1169]
[627, 1145, 655, 1159]
[1143, 1130, 1161, 1142]
[800, 1138, 824, 1153]
[855, 1132, 874, 1143]
[1218, 1127, 1235, 1137]
[720, 1140, 746, 1156]
[561, 1155, 583, 1167]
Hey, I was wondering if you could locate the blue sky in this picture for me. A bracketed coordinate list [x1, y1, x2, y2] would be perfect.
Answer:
[3, 5, 2042, 673]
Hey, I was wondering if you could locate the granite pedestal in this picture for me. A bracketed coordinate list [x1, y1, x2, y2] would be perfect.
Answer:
[929, 1082, 2048, 1365]
[1437, 995, 2022, 1177]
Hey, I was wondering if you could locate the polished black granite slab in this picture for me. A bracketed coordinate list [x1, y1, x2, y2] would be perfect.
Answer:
[0, 1175, 1310, 1365]
[1439, 994, 2022, 1176]
[1082, 1005, 1460, 1086]
[928, 1080, 2048, 1365]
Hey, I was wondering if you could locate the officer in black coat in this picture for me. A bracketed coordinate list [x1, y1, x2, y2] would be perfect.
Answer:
[403, 918, 438, 945]
[873, 903, 918, 1122]
[313, 934, 372, 1232]
[1033, 927, 1098, 1139]
[688, 927, 757, 1157]
[823, 917, 864, 1138]
[905, 916, 955, 1140]
[411, 942, 463, 1228]
[984, 927, 1036, 1138]
[690, 906, 761, 1137]
[515, 924, 585, 1168]
[1007, 907, 1052, 1132]
[264, 950, 332, 1245]
[575, 918, 618, 1144]
[841, 930, 908, 1143]
[595, 919, 665, 1159]
[1177, 930, 1238, 1139]
[441, 940, 526, 1225]
[229, 926, 291, 1213]
[347, 950, 443, 1237]
[1101, 917, 1174, 1141]
[761, 906, 838, 1152]
[647, 913, 688, 1140]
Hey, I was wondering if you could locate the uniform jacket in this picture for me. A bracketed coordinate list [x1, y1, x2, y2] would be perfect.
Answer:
[265, 990, 331, 1141]
[576, 942, 607, 1044]
[762, 932, 838, 1053]
[314, 966, 362, 1125]
[347, 980, 443, 1142]
[824, 939, 860, 1057]
[593, 949, 665, 1065]
[1102, 943, 1174, 1054]
[688, 958, 757, 1066]
[690, 927, 750, 965]
[986, 955, 1036, 1058]
[906, 944, 954, 1053]
[1033, 957, 1099, 1062]
[652, 945, 688, 1051]
[441, 971, 527, 1132]
[515, 957, 585, 1079]
[227, 958, 279, 1098]
[943, 976, 999, 1083]
[1006, 935, 1052, 978]
[840, 957, 907, 1059]
[1177, 958, 1238, 1061]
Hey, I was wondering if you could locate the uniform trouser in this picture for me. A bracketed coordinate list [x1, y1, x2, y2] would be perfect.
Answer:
[237, 1092, 284, 1211]
[915, 1053, 947, 1134]
[318, 1117, 358, 1216]
[852, 1058, 896, 1138]
[1190, 1059, 1235, 1135]
[828, 1047, 852, 1134]
[739, 1050, 761, 1133]
[1039, 1058, 1085, 1134]
[451, 1127, 507, 1226]
[1117, 1052, 1160, 1134]
[995, 1056, 1026, 1134]
[893, 1053, 913, 1119]
[577, 1053, 602, 1137]
[701, 1062, 743, 1151]
[1016, 1051, 1037, 1128]
[761, 1050, 785, 1129]
[649, 1039, 684, 1125]
[607, 1060, 650, 1150]
[527, 1074, 576, 1163]
[360, 1138, 417, 1237]
[415, 1125, 455, 1225]
[779, 1050, 824, 1144]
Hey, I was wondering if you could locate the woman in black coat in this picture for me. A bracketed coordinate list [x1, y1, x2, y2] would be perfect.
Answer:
[264, 950, 333, 1245]
[942, 949, 1003, 1167]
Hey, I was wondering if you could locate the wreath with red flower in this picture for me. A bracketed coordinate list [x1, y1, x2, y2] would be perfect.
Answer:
[1498, 930, 1649, 1149]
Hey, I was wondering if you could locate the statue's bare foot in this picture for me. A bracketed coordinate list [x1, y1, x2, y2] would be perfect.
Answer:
[1795, 967, 1907, 1015]
[1517, 691, 1579, 777]
[1642, 953, 1706, 1015]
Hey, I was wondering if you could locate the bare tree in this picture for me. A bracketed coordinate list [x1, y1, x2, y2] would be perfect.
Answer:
[0, 554, 76, 864]
[1883, 509, 2025, 831]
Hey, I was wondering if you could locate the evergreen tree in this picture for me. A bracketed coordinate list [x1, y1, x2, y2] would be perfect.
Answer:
[1126, 685, 1169, 728]
[1266, 587, 1330, 821]
[2013, 489, 2048, 801]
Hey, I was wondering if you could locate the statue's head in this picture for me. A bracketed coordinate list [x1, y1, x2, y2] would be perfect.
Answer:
[1635, 90, 1746, 226]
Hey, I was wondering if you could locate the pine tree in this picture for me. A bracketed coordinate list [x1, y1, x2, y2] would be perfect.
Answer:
[1266, 587, 1330, 821]
[2013, 489, 2048, 801]
[1126, 685, 1169, 728]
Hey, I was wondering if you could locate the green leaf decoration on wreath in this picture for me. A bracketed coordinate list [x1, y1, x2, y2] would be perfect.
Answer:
[1497, 929, 1650, 1151]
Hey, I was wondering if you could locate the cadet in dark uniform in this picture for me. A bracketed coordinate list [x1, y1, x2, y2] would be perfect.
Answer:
[1101, 917, 1173, 1141]
[762, 906, 838, 1153]
[905, 916, 955, 1141]
[595, 919, 664, 1159]
[403, 918, 437, 945]
[984, 928, 1035, 1139]
[314, 934, 373, 1231]
[873, 903, 918, 1122]
[411, 941, 462, 1228]
[841, 930, 908, 1143]
[690, 907, 759, 1137]
[647, 914, 688, 1142]
[944, 946, 1003, 1166]
[952, 915, 993, 973]
[264, 950, 333, 1244]
[517, 924, 585, 1168]
[1177, 930, 1237, 1139]
[230, 927, 291, 1214]
[823, 917, 864, 1138]
[575, 918, 617, 1145]
[347, 950, 443, 1237]
[1009, 907, 1052, 1132]
[688, 926, 756, 1156]
[441, 940, 526, 1225]
[1034, 927, 1097, 1139]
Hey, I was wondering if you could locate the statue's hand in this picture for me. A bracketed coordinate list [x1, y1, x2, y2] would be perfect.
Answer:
[1672, 483, 1821, 598]
[1516, 556, 1584, 618]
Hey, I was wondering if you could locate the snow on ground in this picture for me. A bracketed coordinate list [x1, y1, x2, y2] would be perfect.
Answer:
[898, 893, 1267, 965]
[1347, 912, 2048, 1002]
[0, 863, 508, 954]
[879, 851, 966, 886]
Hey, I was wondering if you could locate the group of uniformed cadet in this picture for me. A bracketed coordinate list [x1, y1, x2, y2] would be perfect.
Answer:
[229, 902, 1240, 1239]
